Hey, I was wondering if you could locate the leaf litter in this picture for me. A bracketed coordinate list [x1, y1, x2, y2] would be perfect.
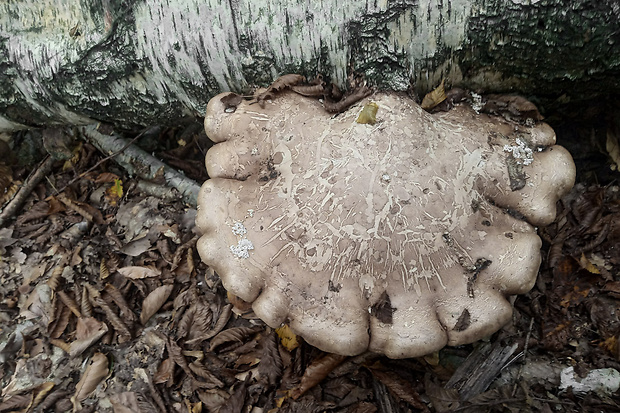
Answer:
[0, 99, 619, 412]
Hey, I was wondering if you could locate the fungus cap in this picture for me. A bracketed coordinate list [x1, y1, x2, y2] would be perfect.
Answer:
[196, 91, 575, 358]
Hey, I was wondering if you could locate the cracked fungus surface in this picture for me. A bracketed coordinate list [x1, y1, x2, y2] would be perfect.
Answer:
[196, 91, 575, 358]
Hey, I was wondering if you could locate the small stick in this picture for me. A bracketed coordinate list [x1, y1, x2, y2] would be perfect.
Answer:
[0, 156, 55, 228]
[53, 127, 146, 196]
[80, 124, 201, 206]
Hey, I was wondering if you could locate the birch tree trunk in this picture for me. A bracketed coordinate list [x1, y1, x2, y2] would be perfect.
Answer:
[1, 0, 618, 131]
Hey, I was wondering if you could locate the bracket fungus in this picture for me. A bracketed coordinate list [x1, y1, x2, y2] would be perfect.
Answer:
[196, 89, 575, 358]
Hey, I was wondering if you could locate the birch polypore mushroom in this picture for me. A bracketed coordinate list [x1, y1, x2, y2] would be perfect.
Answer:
[196, 90, 575, 358]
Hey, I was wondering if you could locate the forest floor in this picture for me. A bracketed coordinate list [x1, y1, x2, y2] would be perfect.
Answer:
[0, 95, 619, 413]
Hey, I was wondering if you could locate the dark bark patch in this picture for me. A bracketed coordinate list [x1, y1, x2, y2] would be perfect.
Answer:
[220, 93, 243, 112]
[466, 258, 492, 299]
[258, 157, 280, 182]
[453, 309, 471, 332]
[371, 292, 395, 324]
[506, 156, 527, 191]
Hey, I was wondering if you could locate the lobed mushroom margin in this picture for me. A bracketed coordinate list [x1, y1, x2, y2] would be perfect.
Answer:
[196, 90, 575, 358]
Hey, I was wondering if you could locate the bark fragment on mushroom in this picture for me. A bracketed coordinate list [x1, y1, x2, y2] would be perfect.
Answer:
[196, 89, 575, 358]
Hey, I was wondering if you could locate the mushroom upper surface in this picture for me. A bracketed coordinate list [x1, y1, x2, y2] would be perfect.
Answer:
[196, 91, 575, 358]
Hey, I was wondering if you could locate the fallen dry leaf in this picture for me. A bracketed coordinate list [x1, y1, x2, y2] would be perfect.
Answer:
[140, 284, 174, 324]
[31, 381, 55, 411]
[209, 326, 262, 352]
[421, 79, 446, 110]
[607, 120, 620, 170]
[72, 352, 109, 408]
[117, 266, 161, 279]
[290, 353, 347, 399]
[105, 178, 123, 206]
[356, 102, 379, 125]
[154, 358, 175, 385]
[0, 393, 32, 412]
[276, 324, 299, 352]
[109, 391, 141, 413]
[257, 330, 283, 386]
[70, 316, 109, 357]
[370, 368, 426, 409]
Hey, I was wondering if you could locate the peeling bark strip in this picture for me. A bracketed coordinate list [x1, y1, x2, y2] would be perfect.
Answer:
[1, 1, 619, 130]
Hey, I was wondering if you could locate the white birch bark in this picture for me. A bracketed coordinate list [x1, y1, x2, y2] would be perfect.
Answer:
[0, 0, 618, 130]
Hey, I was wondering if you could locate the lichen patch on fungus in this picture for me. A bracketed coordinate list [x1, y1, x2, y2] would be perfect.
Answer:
[196, 89, 575, 358]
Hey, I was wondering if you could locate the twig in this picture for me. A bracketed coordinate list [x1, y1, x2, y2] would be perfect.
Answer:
[54, 128, 145, 196]
[0, 156, 54, 228]
[512, 317, 535, 397]
[80, 124, 201, 206]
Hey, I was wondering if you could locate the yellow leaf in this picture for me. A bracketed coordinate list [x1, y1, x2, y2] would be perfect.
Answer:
[356, 102, 379, 125]
[580, 253, 601, 274]
[421, 79, 446, 110]
[276, 324, 299, 351]
[62, 142, 83, 172]
[105, 178, 123, 206]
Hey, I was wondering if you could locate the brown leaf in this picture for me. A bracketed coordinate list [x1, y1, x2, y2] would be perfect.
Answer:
[57, 193, 101, 223]
[370, 368, 426, 409]
[81, 285, 93, 317]
[197, 389, 229, 413]
[70, 317, 109, 357]
[91, 295, 133, 341]
[47, 264, 64, 291]
[153, 358, 175, 385]
[290, 353, 348, 399]
[57, 290, 82, 317]
[258, 330, 283, 386]
[290, 83, 326, 97]
[16, 200, 51, 226]
[100, 259, 110, 280]
[0, 393, 32, 412]
[219, 373, 251, 413]
[209, 326, 262, 352]
[255, 74, 306, 106]
[186, 305, 213, 341]
[186, 303, 232, 346]
[110, 391, 158, 413]
[177, 304, 197, 339]
[167, 337, 193, 377]
[118, 266, 161, 279]
[38, 387, 71, 411]
[227, 292, 253, 315]
[50, 338, 71, 353]
[220, 93, 243, 112]
[104, 283, 137, 323]
[94, 172, 121, 183]
[347, 402, 378, 413]
[323, 86, 373, 113]
[48, 300, 72, 339]
[73, 352, 109, 403]
[483, 94, 543, 121]
[31, 381, 55, 411]
[140, 284, 174, 325]
[421, 79, 446, 110]
[607, 112, 620, 170]
[188, 361, 225, 388]
[424, 375, 460, 413]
